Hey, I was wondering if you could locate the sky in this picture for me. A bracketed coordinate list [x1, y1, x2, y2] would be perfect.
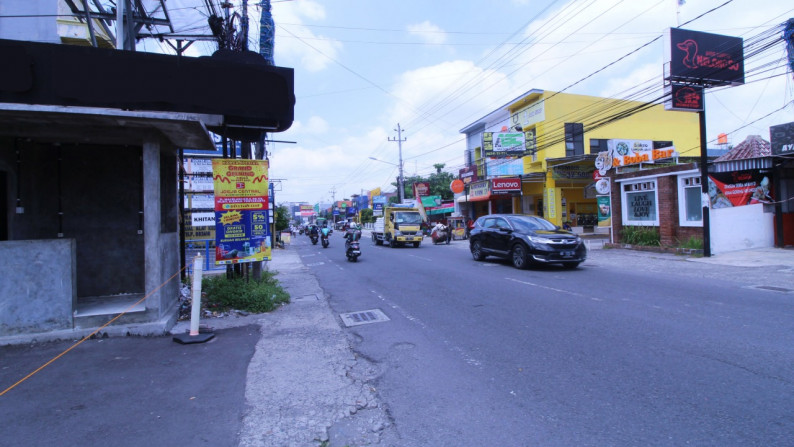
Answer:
[144, 0, 794, 206]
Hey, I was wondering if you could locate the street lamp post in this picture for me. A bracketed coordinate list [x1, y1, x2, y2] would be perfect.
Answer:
[387, 124, 406, 203]
[369, 154, 405, 203]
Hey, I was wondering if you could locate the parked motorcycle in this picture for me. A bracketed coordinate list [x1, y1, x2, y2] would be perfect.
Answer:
[345, 228, 362, 262]
[321, 227, 331, 248]
[430, 223, 450, 245]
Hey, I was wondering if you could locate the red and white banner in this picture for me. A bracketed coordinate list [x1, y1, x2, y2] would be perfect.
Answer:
[491, 177, 521, 194]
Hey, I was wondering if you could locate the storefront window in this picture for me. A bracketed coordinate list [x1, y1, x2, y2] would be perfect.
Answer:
[679, 176, 703, 226]
[622, 180, 658, 225]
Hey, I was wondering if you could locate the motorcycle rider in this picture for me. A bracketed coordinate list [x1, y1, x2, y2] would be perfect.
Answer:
[431, 221, 449, 244]
[344, 222, 362, 244]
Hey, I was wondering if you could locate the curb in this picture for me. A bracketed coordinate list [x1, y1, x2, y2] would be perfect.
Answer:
[603, 243, 703, 256]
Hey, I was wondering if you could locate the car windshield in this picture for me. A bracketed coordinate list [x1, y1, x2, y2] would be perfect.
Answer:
[394, 212, 422, 224]
[509, 216, 558, 232]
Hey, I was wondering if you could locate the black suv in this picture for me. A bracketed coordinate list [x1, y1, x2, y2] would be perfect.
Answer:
[469, 214, 586, 269]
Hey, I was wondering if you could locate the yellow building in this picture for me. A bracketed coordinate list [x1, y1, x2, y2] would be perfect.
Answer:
[460, 89, 700, 232]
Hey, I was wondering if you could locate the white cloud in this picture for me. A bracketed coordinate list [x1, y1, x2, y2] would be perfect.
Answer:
[269, 0, 342, 72]
[305, 116, 331, 134]
[407, 21, 447, 45]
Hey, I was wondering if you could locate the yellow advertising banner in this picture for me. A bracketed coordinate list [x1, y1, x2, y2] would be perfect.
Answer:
[212, 160, 271, 264]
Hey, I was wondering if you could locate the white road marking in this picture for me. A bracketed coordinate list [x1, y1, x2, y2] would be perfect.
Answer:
[369, 290, 483, 368]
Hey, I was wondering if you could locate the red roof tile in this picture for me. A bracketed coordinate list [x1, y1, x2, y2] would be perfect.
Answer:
[714, 135, 771, 161]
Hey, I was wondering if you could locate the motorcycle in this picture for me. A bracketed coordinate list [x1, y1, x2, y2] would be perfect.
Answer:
[345, 229, 362, 262]
[320, 227, 331, 248]
[430, 223, 450, 245]
[310, 233, 319, 245]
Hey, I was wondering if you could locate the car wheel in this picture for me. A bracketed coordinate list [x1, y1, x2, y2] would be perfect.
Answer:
[471, 240, 486, 261]
[413, 242, 420, 248]
[511, 244, 530, 270]
[562, 261, 580, 269]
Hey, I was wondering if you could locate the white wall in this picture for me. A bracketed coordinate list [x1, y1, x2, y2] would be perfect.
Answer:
[710, 203, 774, 254]
[0, 0, 60, 43]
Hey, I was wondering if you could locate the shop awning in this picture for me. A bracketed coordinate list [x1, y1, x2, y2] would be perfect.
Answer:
[457, 194, 492, 203]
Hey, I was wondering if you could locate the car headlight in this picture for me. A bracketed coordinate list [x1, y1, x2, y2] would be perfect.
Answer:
[528, 235, 555, 244]
[394, 230, 402, 236]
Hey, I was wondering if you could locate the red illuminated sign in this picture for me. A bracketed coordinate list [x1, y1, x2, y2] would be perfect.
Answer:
[667, 28, 744, 86]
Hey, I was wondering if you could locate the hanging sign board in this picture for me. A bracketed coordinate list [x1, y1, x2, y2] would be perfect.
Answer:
[665, 83, 704, 111]
[483, 132, 527, 158]
[212, 159, 271, 264]
[666, 27, 744, 86]
[770, 122, 794, 156]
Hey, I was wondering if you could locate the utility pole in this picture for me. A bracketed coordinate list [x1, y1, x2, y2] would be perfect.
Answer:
[241, 0, 249, 51]
[388, 123, 406, 203]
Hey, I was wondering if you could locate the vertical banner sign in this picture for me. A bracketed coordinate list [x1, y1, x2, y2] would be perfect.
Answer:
[212, 159, 271, 264]
[597, 196, 612, 227]
[546, 187, 557, 219]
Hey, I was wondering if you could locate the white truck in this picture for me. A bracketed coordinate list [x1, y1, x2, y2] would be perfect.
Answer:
[371, 207, 424, 247]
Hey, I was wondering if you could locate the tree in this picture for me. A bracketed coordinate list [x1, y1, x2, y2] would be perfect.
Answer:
[360, 207, 374, 223]
[392, 164, 455, 201]
[275, 205, 289, 231]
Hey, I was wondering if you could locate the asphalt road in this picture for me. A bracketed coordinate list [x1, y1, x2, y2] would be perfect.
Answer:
[0, 325, 260, 447]
[294, 231, 794, 446]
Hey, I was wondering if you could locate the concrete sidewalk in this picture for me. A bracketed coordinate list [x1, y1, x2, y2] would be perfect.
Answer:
[687, 246, 794, 268]
[171, 245, 396, 447]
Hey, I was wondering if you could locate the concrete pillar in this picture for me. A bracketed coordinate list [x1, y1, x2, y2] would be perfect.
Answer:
[142, 138, 161, 312]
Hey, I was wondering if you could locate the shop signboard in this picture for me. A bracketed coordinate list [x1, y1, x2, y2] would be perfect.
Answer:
[300, 204, 314, 216]
[185, 193, 214, 209]
[188, 175, 214, 192]
[373, 202, 384, 216]
[482, 132, 526, 158]
[552, 164, 592, 180]
[459, 165, 478, 184]
[212, 159, 271, 264]
[427, 202, 454, 215]
[491, 177, 521, 194]
[667, 27, 744, 86]
[469, 180, 490, 201]
[665, 83, 704, 111]
[183, 157, 214, 174]
[413, 182, 430, 197]
[184, 212, 215, 240]
[605, 139, 678, 168]
[191, 212, 215, 227]
[546, 187, 556, 219]
[707, 171, 773, 208]
[770, 122, 794, 156]
[597, 196, 611, 226]
[420, 195, 442, 208]
[487, 157, 524, 176]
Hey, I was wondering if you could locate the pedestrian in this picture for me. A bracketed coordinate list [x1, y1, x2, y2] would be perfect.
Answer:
[466, 218, 474, 239]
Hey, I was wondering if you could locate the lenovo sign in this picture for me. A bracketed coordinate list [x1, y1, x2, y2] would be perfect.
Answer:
[491, 177, 521, 194]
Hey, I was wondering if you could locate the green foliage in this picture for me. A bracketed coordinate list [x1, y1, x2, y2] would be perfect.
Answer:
[391, 163, 456, 201]
[202, 272, 290, 313]
[677, 236, 703, 249]
[620, 226, 660, 246]
[360, 207, 374, 223]
[275, 205, 290, 232]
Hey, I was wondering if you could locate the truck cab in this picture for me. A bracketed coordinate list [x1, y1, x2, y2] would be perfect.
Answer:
[371, 207, 424, 247]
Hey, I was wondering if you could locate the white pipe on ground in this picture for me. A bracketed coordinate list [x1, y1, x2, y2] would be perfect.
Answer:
[189, 254, 204, 336]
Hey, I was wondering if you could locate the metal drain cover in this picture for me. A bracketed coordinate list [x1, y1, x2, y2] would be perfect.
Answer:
[340, 309, 390, 327]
